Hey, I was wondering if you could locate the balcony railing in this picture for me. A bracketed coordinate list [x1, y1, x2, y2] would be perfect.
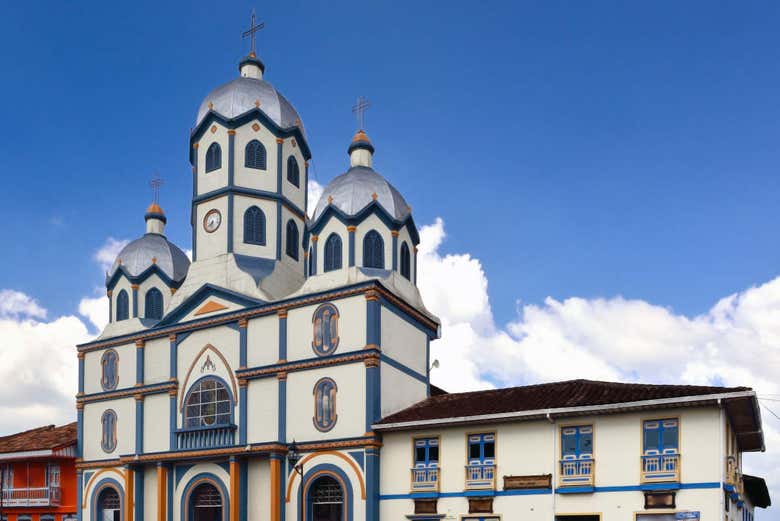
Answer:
[725, 457, 743, 494]
[559, 459, 595, 487]
[410, 468, 439, 492]
[176, 424, 236, 450]
[641, 453, 680, 483]
[465, 464, 496, 490]
[1, 486, 61, 507]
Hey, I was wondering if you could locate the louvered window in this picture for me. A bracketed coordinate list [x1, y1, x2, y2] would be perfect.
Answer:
[363, 230, 384, 269]
[245, 140, 267, 170]
[144, 288, 163, 320]
[205, 143, 221, 172]
[243, 206, 266, 245]
[287, 156, 300, 187]
[324, 234, 342, 272]
[286, 220, 299, 260]
[115, 290, 129, 321]
[400, 241, 411, 279]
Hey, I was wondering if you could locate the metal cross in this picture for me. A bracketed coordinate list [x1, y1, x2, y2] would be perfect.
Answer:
[352, 96, 371, 130]
[149, 174, 164, 204]
[242, 9, 265, 56]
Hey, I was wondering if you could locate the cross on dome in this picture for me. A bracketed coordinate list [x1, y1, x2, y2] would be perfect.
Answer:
[149, 174, 164, 204]
[242, 9, 265, 57]
[352, 96, 370, 131]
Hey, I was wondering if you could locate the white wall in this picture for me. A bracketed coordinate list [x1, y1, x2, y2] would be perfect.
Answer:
[196, 127, 229, 195]
[286, 295, 366, 360]
[234, 122, 278, 193]
[194, 195, 228, 260]
[143, 393, 169, 453]
[380, 306, 427, 374]
[84, 342, 135, 395]
[354, 214, 392, 270]
[247, 314, 280, 366]
[247, 378, 279, 443]
[144, 336, 170, 385]
[82, 398, 135, 460]
[248, 458, 272, 521]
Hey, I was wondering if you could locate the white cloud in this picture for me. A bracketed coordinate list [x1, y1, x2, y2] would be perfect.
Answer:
[418, 218, 780, 515]
[307, 180, 323, 218]
[0, 290, 47, 320]
[94, 237, 129, 273]
[79, 294, 109, 332]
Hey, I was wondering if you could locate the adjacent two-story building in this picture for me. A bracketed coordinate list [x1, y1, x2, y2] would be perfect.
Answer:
[74, 22, 771, 521]
[0, 424, 77, 521]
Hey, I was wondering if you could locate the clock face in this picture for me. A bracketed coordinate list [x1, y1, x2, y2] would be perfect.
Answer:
[203, 209, 222, 233]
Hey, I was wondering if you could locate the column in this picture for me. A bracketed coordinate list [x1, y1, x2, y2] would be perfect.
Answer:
[76, 470, 83, 521]
[192, 143, 199, 262]
[169, 334, 178, 379]
[125, 467, 135, 521]
[310, 235, 318, 275]
[230, 458, 239, 521]
[169, 334, 178, 450]
[239, 319, 248, 369]
[391, 231, 399, 271]
[347, 226, 356, 267]
[77, 404, 84, 458]
[365, 448, 380, 521]
[239, 379, 248, 445]
[276, 138, 284, 260]
[278, 310, 287, 361]
[277, 372, 287, 443]
[78, 352, 85, 395]
[269, 455, 283, 521]
[239, 460, 248, 521]
[135, 467, 145, 521]
[107, 290, 113, 323]
[413, 246, 418, 284]
[135, 395, 144, 454]
[365, 291, 381, 433]
[169, 389, 177, 451]
[156, 464, 167, 521]
[136, 340, 145, 385]
[132, 285, 139, 318]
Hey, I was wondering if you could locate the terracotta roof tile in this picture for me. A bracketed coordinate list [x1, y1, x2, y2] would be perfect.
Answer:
[379, 379, 750, 426]
[0, 423, 77, 454]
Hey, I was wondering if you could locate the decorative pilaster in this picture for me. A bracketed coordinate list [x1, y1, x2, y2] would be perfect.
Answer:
[135, 467, 145, 521]
[365, 290, 381, 349]
[107, 290, 113, 324]
[277, 372, 287, 443]
[391, 231, 399, 271]
[278, 310, 287, 361]
[364, 355, 381, 433]
[76, 469, 84, 521]
[169, 334, 177, 379]
[413, 246, 418, 284]
[78, 351, 85, 395]
[239, 379, 248, 446]
[276, 138, 284, 260]
[310, 235, 318, 275]
[239, 460, 248, 521]
[76, 403, 84, 458]
[131, 285, 139, 318]
[227, 131, 236, 253]
[365, 448, 380, 521]
[347, 226, 356, 267]
[239, 319, 248, 369]
[229, 457, 239, 521]
[192, 143, 199, 262]
[156, 464, 167, 521]
[135, 394, 144, 454]
[125, 467, 135, 521]
[136, 340, 145, 385]
[269, 454, 283, 521]
[168, 389, 177, 451]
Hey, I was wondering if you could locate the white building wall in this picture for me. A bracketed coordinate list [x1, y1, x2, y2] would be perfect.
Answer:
[143, 393, 169, 453]
[286, 295, 366, 361]
[247, 378, 279, 443]
[144, 336, 170, 385]
[82, 398, 135, 460]
[380, 306, 427, 374]
[380, 363, 427, 419]
[280, 137, 306, 212]
[194, 195, 229, 259]
[248, 459, 272, 521]
[196, 127, 230, 195]
[247, 314, 280, 367]
[143, 467, 158, 521]
[83, 342, 135, 395]
[234, 122, 278, 193]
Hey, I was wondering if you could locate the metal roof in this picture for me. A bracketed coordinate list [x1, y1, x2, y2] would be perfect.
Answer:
[108, 234, 190, 283]
[312, 166, 411, 222]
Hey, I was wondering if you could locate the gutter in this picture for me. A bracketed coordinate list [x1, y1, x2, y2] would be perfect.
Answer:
[373, 390, 759, 431]
[0, 449, 54, 461]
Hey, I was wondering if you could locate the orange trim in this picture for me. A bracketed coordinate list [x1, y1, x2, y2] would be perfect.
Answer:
[82, 468, 123, 505]
[230, 460, 239, 521]
[270, 458, 281, 520]
[179, 344, 239, 411]
[125, 468, 134, 521]
[284, 451, 366, 503]
[195, 300, 229, 316]
[157, 465, 167, 521]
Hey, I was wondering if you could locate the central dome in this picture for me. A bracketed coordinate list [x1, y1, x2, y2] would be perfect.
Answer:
[196, 76, 304, 134]
[313, 166, 411, 222]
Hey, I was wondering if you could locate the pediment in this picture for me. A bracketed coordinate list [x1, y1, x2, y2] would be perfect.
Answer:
[157, 284, 264, 326]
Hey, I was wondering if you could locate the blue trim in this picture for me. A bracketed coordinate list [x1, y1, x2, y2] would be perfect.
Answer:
[348, 228, 355, 267]
[366, 296, 381, 347]
[239, 384, 248, 445]
[279, 313, 287, 360]
[78, 357, 85, 394]
[136, 344, 144, 385]
[276, 203, 282, 260]
[239, 460, 248, 521]
[308, 198, 420, 245]
[135, 468, 144, 521]
[237, 348, 381, 381]
[302, 464, 353, 521]
[194, 186, 305, 222]
[175, 464, 195, 488]
[311, 238, 318, 275]
[170, 335, 178, 379]
[366, 364, 380, 433]
[218, 461, 230, 475]
[180, 472, 229, 521]
[380, 354, 427, 384]
[365, 448, 380, 521]
[392, 234, 398, 271]
[157, 284, 265, 326]
[76, 470, 83, 521]
[380, 488, 553, 500]
[132, 286, 139, 318]
[80, 381, 177, 403]
[136, 398, 144, 454]
[238, 322, 247, 368]
[106, 264, 184, 292]
[227, 194, 235, 254]
[169, 394, 177, 450]
[347, 451, 364, 471]
[556, 486, 595, 494]
[90, 477, 125, 521]
[167, 464, 173, 521]
[278, 378, 287, 442]
[553, 482, 720, 494]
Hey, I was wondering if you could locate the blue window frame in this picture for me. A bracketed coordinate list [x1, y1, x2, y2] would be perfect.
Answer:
[313, 378, 337, 432]
[324, 234, 342, 272]
[362, 230, 384, 269]
[243, 206, 266, 245]
[467, 433, 495, 466]
[245, 140, 266, 170]
[144, 288, 163, 320]
[400, 241, 411, 279]
[643, 419, 679, 454]
[101, 349, 119, 391]
[285, 220, 299, 260]
[205, 142, 222, 172]
[101, 409, 117, 453]
[561, 425, 593, 460]
[312, 303, 339, 356]
[414, 438, 439, 468]
[287, 156, 300, 187]
[115, 290, 129, 321]
[183, 377, 232, 428]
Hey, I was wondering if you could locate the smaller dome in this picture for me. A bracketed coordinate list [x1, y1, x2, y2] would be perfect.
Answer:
[108, 234, 190, 283]
[313, 166, 411, 222]
[146, 202, 164, 215]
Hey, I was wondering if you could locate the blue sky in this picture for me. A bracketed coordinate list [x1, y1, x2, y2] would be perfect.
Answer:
[2, 1, 780, 325]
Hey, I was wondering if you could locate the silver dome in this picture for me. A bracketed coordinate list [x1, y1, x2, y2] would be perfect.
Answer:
[196, 77, 304, 134]
[313, 166, 412, 222]
[108, 234, 190, 283]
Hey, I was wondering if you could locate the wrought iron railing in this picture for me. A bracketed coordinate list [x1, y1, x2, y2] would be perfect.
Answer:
[465, 464, 496, 490]
[176, 424, 236, 450]
[641, 453, 680, 482]
[1, 486, 61, 507]
[559, 459, 594, 486]
[410, 468, 439, 492]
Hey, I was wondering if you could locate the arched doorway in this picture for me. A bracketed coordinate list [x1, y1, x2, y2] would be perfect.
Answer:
[190, 482, 222, 521]
[98, 487, 120, 521]
[308, 475, 343, 521]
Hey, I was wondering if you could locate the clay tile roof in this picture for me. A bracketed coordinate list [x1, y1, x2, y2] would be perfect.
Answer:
[0, 423, 77, 454]
[378, 379, 751, 426]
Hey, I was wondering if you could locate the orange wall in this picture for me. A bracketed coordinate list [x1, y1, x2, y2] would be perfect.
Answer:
[2, 457, 77, 516]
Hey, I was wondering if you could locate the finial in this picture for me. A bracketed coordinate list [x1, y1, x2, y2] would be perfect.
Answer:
[242, 9, 265, 57]
[149, 173, 164, 205]
[352, 96, 371, 131]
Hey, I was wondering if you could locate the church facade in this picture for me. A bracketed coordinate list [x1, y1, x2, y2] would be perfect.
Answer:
[75, 37, 770, 521]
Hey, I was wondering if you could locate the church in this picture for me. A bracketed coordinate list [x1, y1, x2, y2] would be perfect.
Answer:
[75, 18, 770, 521]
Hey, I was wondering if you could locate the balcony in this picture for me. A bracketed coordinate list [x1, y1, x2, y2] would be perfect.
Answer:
[559, 459, 594, 487]
[725, 457, 743, 494]
[176, 424, 236, 450]
[2, 486, 61, 507]
[410, 468, 439, 492]
[641, 453, 680, 483]
[465, 464, 496, 490]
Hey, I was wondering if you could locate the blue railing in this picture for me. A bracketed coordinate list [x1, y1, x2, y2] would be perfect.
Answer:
[465, 464, 496, 490]
[559, 459, 594, 486]
[176, 424, 236, 450]
[641, 453, 680, 482]
[411, 468, 439, 491]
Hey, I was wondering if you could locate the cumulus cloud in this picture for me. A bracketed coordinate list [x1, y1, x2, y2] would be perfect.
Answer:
[307, 180, 323, 218]
[79, 294, 109, 332]
[418, 218, 780, 509]
[0, 290, 47, 320]
[94, 237, 129, 273]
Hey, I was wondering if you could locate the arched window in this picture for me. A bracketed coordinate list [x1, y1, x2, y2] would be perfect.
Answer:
[363, 230, 384, 269]
[244, 140, 266, 170]
[243, 206, 266, 245]
[98, 487, 121, 521]
[308, 475, 343, 520]
[184, 378, 232, 428]
[400, 241, 411, 279]
[285, 220, 299, 260]
[324, 234, 342, 272]
[100, 350, 119, 391]
[313, 378, 338, 432]
[205, 143, 222, 172]
[190, 482, 222, 521]
[286, 156, 300, 187]
[101, 410, 117, 453]
[312, 303, 339, 356]
[145, 288, 163, 320]
[115, 290, 129, 321]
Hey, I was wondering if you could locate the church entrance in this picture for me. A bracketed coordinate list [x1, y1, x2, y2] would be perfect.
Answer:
[190, 482, 223, 521]
[308, 475, 344, 521]
[99, 487, 121, 521]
